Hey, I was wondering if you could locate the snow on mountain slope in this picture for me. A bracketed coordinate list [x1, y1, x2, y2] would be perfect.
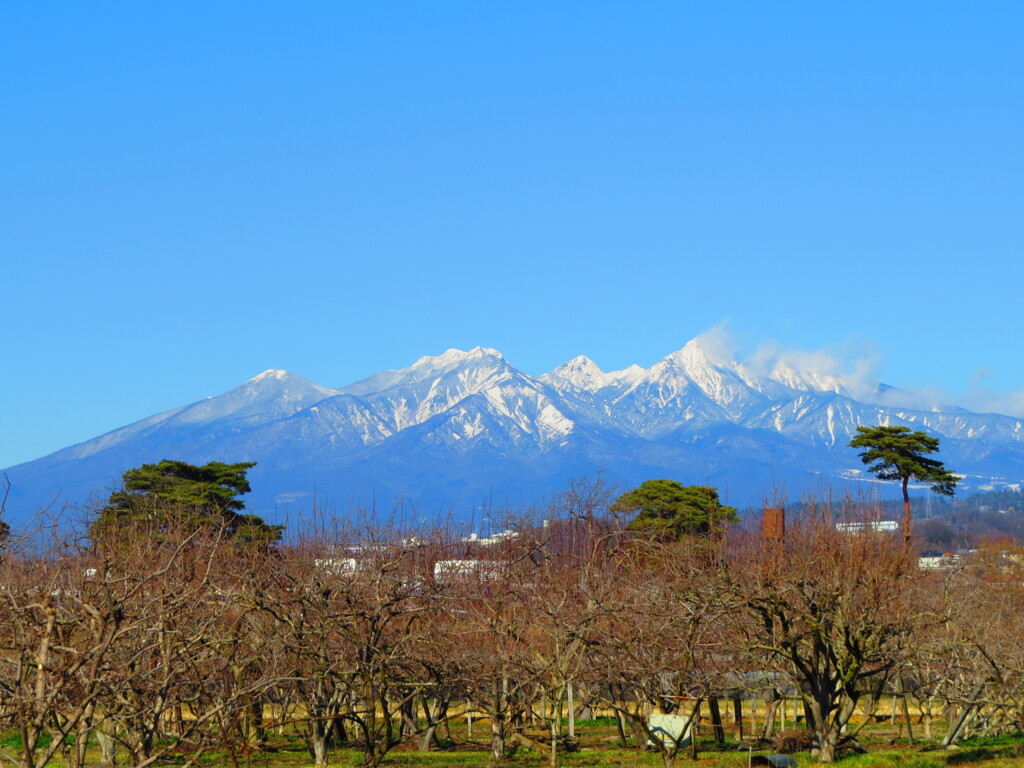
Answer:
[338, 347, 576, 446]
[338, 347, 504, 396]
[207, 395, 396, 468]
[746, 393, 887, 447]
[169, 370, 339, 426]
[638, 340, 773, 413]
[44, 370, 336, 462]
[768, 360, 847, 394]
[6, 340, 1024, 525]
[591, 339, 776, 435]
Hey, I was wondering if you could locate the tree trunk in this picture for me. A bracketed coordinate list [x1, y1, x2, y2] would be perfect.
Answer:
[944, 705, 976, 746]
[761, 698, 779, 740]
[309, 719, 330, 768]
[900, 685, 914, 745]
[708, 697, 725, 746]
[491, 679, 507, 761]
[97, 725, 119, 767]
[400, 696, 416, 738]
[733, 698, 744, 742]
[942, 686, 985, 747]
[614, 707, 629, 747]
[331, 715, 347, 746]
[817, 730, 840, 763]
[419, 695, 449, 752]
[689, 700, 700, 760]
[566, 682, 575, 740]
[72, 702, 96, 768]
[903, 475, 912, 545]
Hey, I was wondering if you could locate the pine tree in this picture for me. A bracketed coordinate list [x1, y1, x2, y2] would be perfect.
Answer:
[91, 459, 282, 546]
[849, 426, 958, 544]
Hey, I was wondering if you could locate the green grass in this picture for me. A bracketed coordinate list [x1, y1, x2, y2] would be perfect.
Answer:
[5, 718, 1024, 768]
[0, 730, 67, 751]
[956, 731, 1024, 749]
[833, 752, 941, 767]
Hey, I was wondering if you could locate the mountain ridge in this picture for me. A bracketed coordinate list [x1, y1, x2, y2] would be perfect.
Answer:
[5, 340, 1024, 527]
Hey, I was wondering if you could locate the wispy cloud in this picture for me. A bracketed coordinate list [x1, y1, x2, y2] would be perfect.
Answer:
[694, 324, 1024, 419]
[958, 370, 1024, 417]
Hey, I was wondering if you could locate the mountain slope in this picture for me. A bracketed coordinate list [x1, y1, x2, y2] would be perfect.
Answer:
[5, 341, 1024, 527]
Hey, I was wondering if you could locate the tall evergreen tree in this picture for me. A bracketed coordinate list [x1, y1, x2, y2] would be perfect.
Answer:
[849, 426, 958, 544]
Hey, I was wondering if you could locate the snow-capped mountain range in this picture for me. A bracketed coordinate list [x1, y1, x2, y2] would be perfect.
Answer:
[6, 339, 1024, 527]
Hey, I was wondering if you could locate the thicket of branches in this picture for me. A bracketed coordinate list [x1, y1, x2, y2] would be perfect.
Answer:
[2, 481, 1024, 768]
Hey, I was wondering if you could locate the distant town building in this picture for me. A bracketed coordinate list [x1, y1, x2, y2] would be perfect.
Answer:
[835, 520, 899, 533]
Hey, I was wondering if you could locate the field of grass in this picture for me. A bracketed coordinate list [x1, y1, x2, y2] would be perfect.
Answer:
[5, 708, 1024, 768]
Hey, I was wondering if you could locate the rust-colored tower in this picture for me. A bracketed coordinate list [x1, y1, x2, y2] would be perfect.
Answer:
[763, 507, 785, 541]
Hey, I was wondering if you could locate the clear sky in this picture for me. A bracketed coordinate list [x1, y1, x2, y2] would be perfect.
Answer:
[2, 3, 1023, 469]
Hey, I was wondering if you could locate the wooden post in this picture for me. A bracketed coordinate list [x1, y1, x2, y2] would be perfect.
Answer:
[902, 695, 914, 745]
[567, 682, 575, 739]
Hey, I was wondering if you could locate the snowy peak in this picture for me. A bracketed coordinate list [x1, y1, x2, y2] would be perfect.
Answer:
[660, 338, 756, 384]
[234, 369, 338, 403]
[614, 338, 772, 419]
[637, 339, 731, 392]
[543, 356, 646, 393]
[172, 369, 338, 426]
[669, 337, 724, 365]
[413, 346, 504, 370]
[656, 340, 717, 381]
[248, 369, 292, 383]
[339, 347, 506, 396]
[545, 355, 608, 391]
[768, 360, 846, 394]
[334, 346, 573, 446]
[609, 364, 645, 385]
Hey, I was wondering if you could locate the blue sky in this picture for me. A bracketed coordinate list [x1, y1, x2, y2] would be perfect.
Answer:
[2, 3, 1023, 469]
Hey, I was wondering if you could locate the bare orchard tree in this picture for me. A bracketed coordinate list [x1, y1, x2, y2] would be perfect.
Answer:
[730, 502, 924, 762]
[91, 523, 281, 768]
[916, 554, 1024, 745]
[515, 509, 631, 767]
[588, 535, 732, 768]
[325, 525, 450, 768]
[253, 531, 363, 768]
[0, 538, 122, 768]
[0, 518, 269, 768]
[455, 538, 548, 762]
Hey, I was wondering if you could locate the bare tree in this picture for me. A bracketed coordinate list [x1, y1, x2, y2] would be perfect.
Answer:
[0, 541, 121, 768]
[730, 501, 923, 762]
[588, 535, 731, 768]
[85, 522, 281, 768]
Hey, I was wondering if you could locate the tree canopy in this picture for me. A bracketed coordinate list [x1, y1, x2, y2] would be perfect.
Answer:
[91, 459, 283, 545]
[849, 425, 958, 542]
[611, 479, 737, 539]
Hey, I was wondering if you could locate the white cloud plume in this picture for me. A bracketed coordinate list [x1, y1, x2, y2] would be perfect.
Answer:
[694, 324, 1024, 418]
